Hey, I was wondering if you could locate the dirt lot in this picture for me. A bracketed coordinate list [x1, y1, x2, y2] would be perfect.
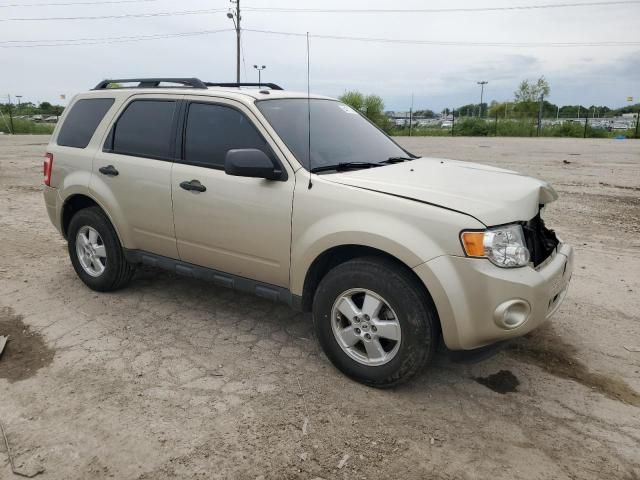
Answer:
[1, 135, 639, 479]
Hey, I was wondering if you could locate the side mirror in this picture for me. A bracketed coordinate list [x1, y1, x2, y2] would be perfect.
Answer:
[224, 149, 283, 181]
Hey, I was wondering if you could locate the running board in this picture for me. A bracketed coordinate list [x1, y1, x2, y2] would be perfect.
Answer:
[123, 249, 300, 308]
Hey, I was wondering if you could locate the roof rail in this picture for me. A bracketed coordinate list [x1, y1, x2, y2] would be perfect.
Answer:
[204, 82, 284, 90]
[93, 78, 208, 90]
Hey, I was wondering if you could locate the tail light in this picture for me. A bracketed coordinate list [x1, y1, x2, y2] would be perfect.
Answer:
[43, 153, 53, 186]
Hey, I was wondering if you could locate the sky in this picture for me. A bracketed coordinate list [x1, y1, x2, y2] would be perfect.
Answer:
[1, 0, 639, 111]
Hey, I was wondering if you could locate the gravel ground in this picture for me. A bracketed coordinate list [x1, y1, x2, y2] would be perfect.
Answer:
[1, 134, 639, 479]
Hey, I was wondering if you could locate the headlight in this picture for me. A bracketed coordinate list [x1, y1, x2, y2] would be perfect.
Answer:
[461, 224, 530, 268]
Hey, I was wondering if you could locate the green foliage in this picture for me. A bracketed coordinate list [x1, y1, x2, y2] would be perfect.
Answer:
[0, 102, 65, 116]
[495, 120, 536, 137]
[454, 117, 491, 136]
[456, 103, 487, 117]
[339, 91, 365, 110]
[611, 103, 640, 115]
[514, 76, 550, 103]
[413, 109, 436, 118]
[391, 118, 635, 139]
[512, 76, 551, 118]
[339, 90, 391, 132]
[0, 118, 56, 134]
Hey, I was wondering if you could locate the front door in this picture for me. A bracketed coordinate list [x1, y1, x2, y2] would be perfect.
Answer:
[171, 99, 295, 287]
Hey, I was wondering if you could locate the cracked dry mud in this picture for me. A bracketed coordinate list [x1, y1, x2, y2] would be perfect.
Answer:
[1, 135, 639, 479]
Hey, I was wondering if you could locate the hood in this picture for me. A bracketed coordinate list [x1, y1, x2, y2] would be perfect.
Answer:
[325, 157, 558, 226]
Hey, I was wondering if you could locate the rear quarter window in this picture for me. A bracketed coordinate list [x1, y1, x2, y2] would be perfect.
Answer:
[57, 98, 115, 148]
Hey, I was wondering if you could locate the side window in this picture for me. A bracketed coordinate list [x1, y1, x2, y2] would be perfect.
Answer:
[184, 103, 272, 169]
[111, 100, 176, 159]
[57, 98, 114, 148]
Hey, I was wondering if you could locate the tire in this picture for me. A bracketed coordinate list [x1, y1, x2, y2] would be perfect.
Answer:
[312, 256, 438, 388]
[67, 207, 135, 292]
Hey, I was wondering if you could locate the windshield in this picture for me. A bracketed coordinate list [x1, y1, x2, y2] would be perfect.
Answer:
[256, 98, 410, 171]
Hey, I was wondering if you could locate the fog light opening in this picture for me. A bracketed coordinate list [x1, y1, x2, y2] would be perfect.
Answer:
[494, 299, 531, 330]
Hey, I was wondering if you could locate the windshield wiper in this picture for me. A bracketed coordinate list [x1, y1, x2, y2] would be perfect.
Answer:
[381, 156, 414, 164]
[310, 162, 384, 173]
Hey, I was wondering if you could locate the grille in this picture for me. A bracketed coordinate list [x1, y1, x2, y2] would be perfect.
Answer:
[522, 212, 559, 267]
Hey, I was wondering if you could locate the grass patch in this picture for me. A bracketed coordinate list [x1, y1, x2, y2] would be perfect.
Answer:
[0, 118, 56, 135]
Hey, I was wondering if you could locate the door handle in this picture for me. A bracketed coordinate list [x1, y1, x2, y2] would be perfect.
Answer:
[99, 165, 119, 176]
[180, 179, 206, 192]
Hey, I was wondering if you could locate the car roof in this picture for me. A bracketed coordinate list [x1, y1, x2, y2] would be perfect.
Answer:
[75, 86, 336, 105]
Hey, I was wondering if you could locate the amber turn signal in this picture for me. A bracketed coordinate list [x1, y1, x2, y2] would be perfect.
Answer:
[461, 231, 485, 257]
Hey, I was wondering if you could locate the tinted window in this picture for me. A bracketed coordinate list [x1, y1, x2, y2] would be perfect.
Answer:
[112, 100, 176, 159]
[257, 99, 407, 170]
[57, 98, 114, 148]
[184, 103, 272, 169]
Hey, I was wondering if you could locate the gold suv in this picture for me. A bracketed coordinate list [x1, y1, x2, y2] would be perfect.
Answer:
[43, 78, 574, 386]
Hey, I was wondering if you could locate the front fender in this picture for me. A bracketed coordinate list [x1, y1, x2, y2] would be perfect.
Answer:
[289, 172, 481, 296]
[290, 214, 435, 296]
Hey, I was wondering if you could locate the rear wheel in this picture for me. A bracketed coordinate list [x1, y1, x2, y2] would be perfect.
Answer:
[312, 256, 438, 387]
[67, 207, 135, 291]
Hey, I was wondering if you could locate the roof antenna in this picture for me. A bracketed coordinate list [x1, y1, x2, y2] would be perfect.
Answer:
[306, 31, 313, 189]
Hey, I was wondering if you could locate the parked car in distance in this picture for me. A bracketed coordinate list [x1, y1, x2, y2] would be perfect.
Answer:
[441, 120, 453, 128]
[43, 78, 574, 387]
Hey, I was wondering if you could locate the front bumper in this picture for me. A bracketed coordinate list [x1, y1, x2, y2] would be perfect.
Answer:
[414, 243, 574, 350]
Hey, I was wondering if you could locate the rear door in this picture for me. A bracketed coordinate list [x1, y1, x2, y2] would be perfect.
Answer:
[91, 94, 181, 258]
[171, 98, 295, 287]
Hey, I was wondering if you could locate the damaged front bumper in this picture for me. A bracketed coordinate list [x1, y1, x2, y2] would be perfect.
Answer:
[414, 242, 574, 351]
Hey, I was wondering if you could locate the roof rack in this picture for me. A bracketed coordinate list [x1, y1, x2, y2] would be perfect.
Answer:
[93, 78, 208, 90]
[205, 82, 283, 90]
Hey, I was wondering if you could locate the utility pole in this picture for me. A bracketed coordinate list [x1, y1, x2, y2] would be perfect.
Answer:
[15, 95, 22, 116]
[477, 81, 488, 118]
[227, 0, 241, 83]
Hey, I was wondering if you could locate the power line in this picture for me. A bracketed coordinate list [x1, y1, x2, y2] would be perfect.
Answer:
[0, 7, 227, 21]
[242, 0, 640, 13]
[243, 28, 640, 47]
[0, 0, 157, 7]
[0, 28, 232, 47]
[3, 0, 638, 20]
[3, 27, 637, 48]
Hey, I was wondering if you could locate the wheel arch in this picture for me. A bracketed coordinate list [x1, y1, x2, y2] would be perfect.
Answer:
[298, 244, 440, 328]
[61, 193, 123, 245]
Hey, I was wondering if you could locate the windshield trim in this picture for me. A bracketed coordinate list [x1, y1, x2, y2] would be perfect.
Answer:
[254, 97, 417, 172]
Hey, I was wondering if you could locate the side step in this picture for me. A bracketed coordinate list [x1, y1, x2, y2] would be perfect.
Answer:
[124, 249, 297, 307]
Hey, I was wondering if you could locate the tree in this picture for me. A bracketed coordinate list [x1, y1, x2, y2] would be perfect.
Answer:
[513, 76, 551, 118]
[488, 102, 509, 118]
[455, 103, 487, 117]
[340, 91, 365, 111]
[413, 109, 435, 118]
[514, 76, 550, 103]
[339, 90, 390, 131]
[39, 101, 53, 111]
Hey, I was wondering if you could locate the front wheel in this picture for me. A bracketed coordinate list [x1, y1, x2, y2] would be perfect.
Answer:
[312, 257, 438, 387]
